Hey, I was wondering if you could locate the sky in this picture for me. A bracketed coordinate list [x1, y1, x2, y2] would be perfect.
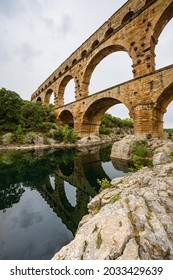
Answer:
[0, 0, 173, 128]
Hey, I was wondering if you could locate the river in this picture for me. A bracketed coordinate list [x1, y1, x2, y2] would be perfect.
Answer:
[0, 144, 129, 260]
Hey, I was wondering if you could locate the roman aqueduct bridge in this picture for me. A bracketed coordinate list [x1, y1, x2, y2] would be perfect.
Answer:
[31, 0, 173, 137]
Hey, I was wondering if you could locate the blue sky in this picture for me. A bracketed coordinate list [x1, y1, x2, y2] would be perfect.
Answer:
[0, 0, 173, 127]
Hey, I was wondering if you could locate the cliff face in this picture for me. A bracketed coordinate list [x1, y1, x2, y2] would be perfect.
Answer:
[52, 138, 173, 260]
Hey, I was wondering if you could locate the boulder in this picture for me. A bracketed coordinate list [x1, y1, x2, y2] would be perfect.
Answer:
[77, 136, 101, 146]
[111, 135, 144, 160]
[52, 162, 173, 260]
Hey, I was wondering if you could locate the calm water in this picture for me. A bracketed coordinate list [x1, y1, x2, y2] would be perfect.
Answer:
[0, 144, 129, 260]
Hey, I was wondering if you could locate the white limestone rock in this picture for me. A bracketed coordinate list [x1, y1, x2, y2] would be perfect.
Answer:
[52, 161, 173, 260]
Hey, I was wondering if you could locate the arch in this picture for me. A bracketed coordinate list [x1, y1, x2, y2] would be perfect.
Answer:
[89, 51, 133, 94]
[81, 97, 130, 136]
[81, 50, 87, 58]
[72, 59, 77, 65]
[82, 45, 130, 95]
[91, 40, 99, 50]
[44, 88, 55, 105]
[155, 18, 173, 69]
[58, 110, 74, 127]
[152, 2, 173, 52]
[58, 75, 75, 106]
[156, 82, 173, 113]
[36, 96, 42, 103]
[155, 81, 173, 132]
[121, 11, 135, 25]
[104, 27, 114, 38]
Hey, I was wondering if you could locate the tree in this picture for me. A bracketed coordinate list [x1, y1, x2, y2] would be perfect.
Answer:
[20, 101, 56, 131]
[99, 113, 133, 135]
[0, 88, 24, 131]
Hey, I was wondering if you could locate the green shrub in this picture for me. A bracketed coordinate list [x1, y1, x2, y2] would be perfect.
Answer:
[53, 125, 78, 143]
[99, 113, 133, 135]
[97, 178, 111, 192]
[5, 133, 15, 144]
[53, 128, 64, 143]
[13, 125, 25, 144]
[43, 136, 50, 145]
[132, 140, 148, 158]
[96, 232, 102, 249]
[25, 132, 37, 144]
[129, 140, 152, 171]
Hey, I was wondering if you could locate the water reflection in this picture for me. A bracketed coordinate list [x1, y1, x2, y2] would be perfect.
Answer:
[0, 144, 129, 259]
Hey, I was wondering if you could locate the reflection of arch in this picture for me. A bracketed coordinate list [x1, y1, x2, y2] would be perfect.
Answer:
[58, 110, 74, 127]
[82, 45, 130, 95]
[152, 2, 173, 51]
[121, 11, 135, 25]
[59, 161, 74, 176]
[58, 75, 75, 106]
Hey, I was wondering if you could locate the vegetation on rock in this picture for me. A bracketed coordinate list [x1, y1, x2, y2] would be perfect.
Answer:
[97, 178, 111, 192]
[129, 140, 153, 171]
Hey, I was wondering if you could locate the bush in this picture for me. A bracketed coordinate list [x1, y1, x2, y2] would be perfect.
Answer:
[0, 88, 24, 132]
[132, 140, 148, 158]
[13, 125, 24, 144]
[130, 140, 152, 171]
[53, 125, 78, 144]
[97, 178, 111, 192]
[99, 113, 133, 135]
[62, 125, 78, 143]
[53, 128, 64, 143]
[25, 132, 37, 144]
[4, 133, 15, 144]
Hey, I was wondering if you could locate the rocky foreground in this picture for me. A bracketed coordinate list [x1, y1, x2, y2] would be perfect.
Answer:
[52, 137, 173, 260]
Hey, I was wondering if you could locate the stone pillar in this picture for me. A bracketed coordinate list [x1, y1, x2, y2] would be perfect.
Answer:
[130, 103, 164, 138]
[132, 45, 156, 78]
[78, 81, 89, 99]
[74, 121, 100, 138]
[56, 91, 64, 107]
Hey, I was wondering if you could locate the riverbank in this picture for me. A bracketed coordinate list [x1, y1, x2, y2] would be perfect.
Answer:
[52, 136, 173, 260]
[0, 135, 123, 151]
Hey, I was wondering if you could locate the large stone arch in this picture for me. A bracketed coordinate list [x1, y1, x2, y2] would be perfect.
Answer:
[156, 81, 173, 119]
[152, 1, 173, 56]
[58, 75, 76, 106]
[80, 96, 131, 136]
[58, 109, 74, 127]
[44, 88, 55, 106]
[81, 45, 132, 96]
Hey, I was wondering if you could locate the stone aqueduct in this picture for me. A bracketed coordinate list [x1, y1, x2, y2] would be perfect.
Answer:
[31, 0, 173, 137]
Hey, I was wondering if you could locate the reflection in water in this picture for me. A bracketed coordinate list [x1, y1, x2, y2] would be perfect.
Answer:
[64, 182, 77, 207]
[0, 144, 129, 259]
